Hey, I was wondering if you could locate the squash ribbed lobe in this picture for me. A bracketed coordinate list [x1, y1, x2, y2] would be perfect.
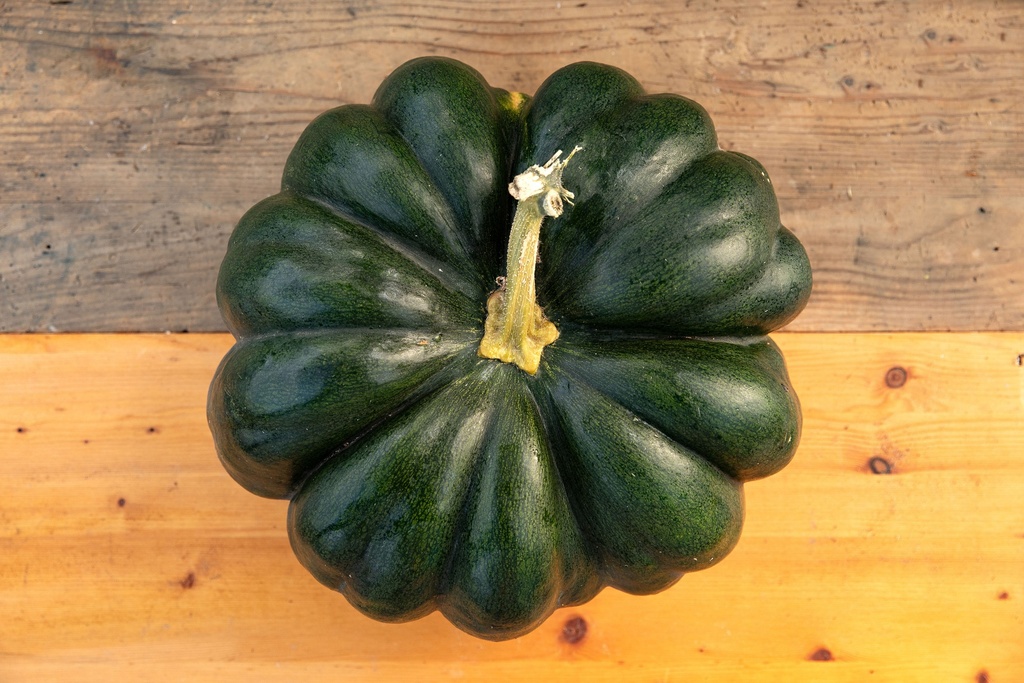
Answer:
[209, 57, 812, 640]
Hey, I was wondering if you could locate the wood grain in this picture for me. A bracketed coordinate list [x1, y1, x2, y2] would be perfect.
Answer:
[1, 0, 1022, 332]
[1, 332, 1023, 681]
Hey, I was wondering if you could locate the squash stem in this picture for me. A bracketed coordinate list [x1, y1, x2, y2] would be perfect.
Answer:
[478, 147, 580, 374]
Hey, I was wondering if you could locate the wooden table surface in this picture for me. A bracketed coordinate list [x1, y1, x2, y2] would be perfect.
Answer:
[2, 332, 1022, 681]
[2, 1, 1023, 681]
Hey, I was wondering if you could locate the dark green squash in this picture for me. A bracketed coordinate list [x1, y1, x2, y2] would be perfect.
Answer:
[208, 57, 812, 641]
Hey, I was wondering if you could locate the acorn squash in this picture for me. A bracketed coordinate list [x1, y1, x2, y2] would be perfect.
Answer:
[208, 56, 812, 640]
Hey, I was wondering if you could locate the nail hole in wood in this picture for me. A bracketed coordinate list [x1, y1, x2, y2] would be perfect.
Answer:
[885, 366, 907, 388]
[808, 647, 834, 661]
[868, 457, 893, 475]
[560, 615, 587, 645]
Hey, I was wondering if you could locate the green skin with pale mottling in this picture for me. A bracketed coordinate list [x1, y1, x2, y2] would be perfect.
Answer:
[208, 57, 812, 641]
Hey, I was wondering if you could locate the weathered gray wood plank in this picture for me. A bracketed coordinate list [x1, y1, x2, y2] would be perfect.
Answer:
[2, 0, 1021, 331]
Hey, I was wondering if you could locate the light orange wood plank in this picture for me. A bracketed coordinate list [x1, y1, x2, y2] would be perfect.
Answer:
[1, 333, 1023, 682]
